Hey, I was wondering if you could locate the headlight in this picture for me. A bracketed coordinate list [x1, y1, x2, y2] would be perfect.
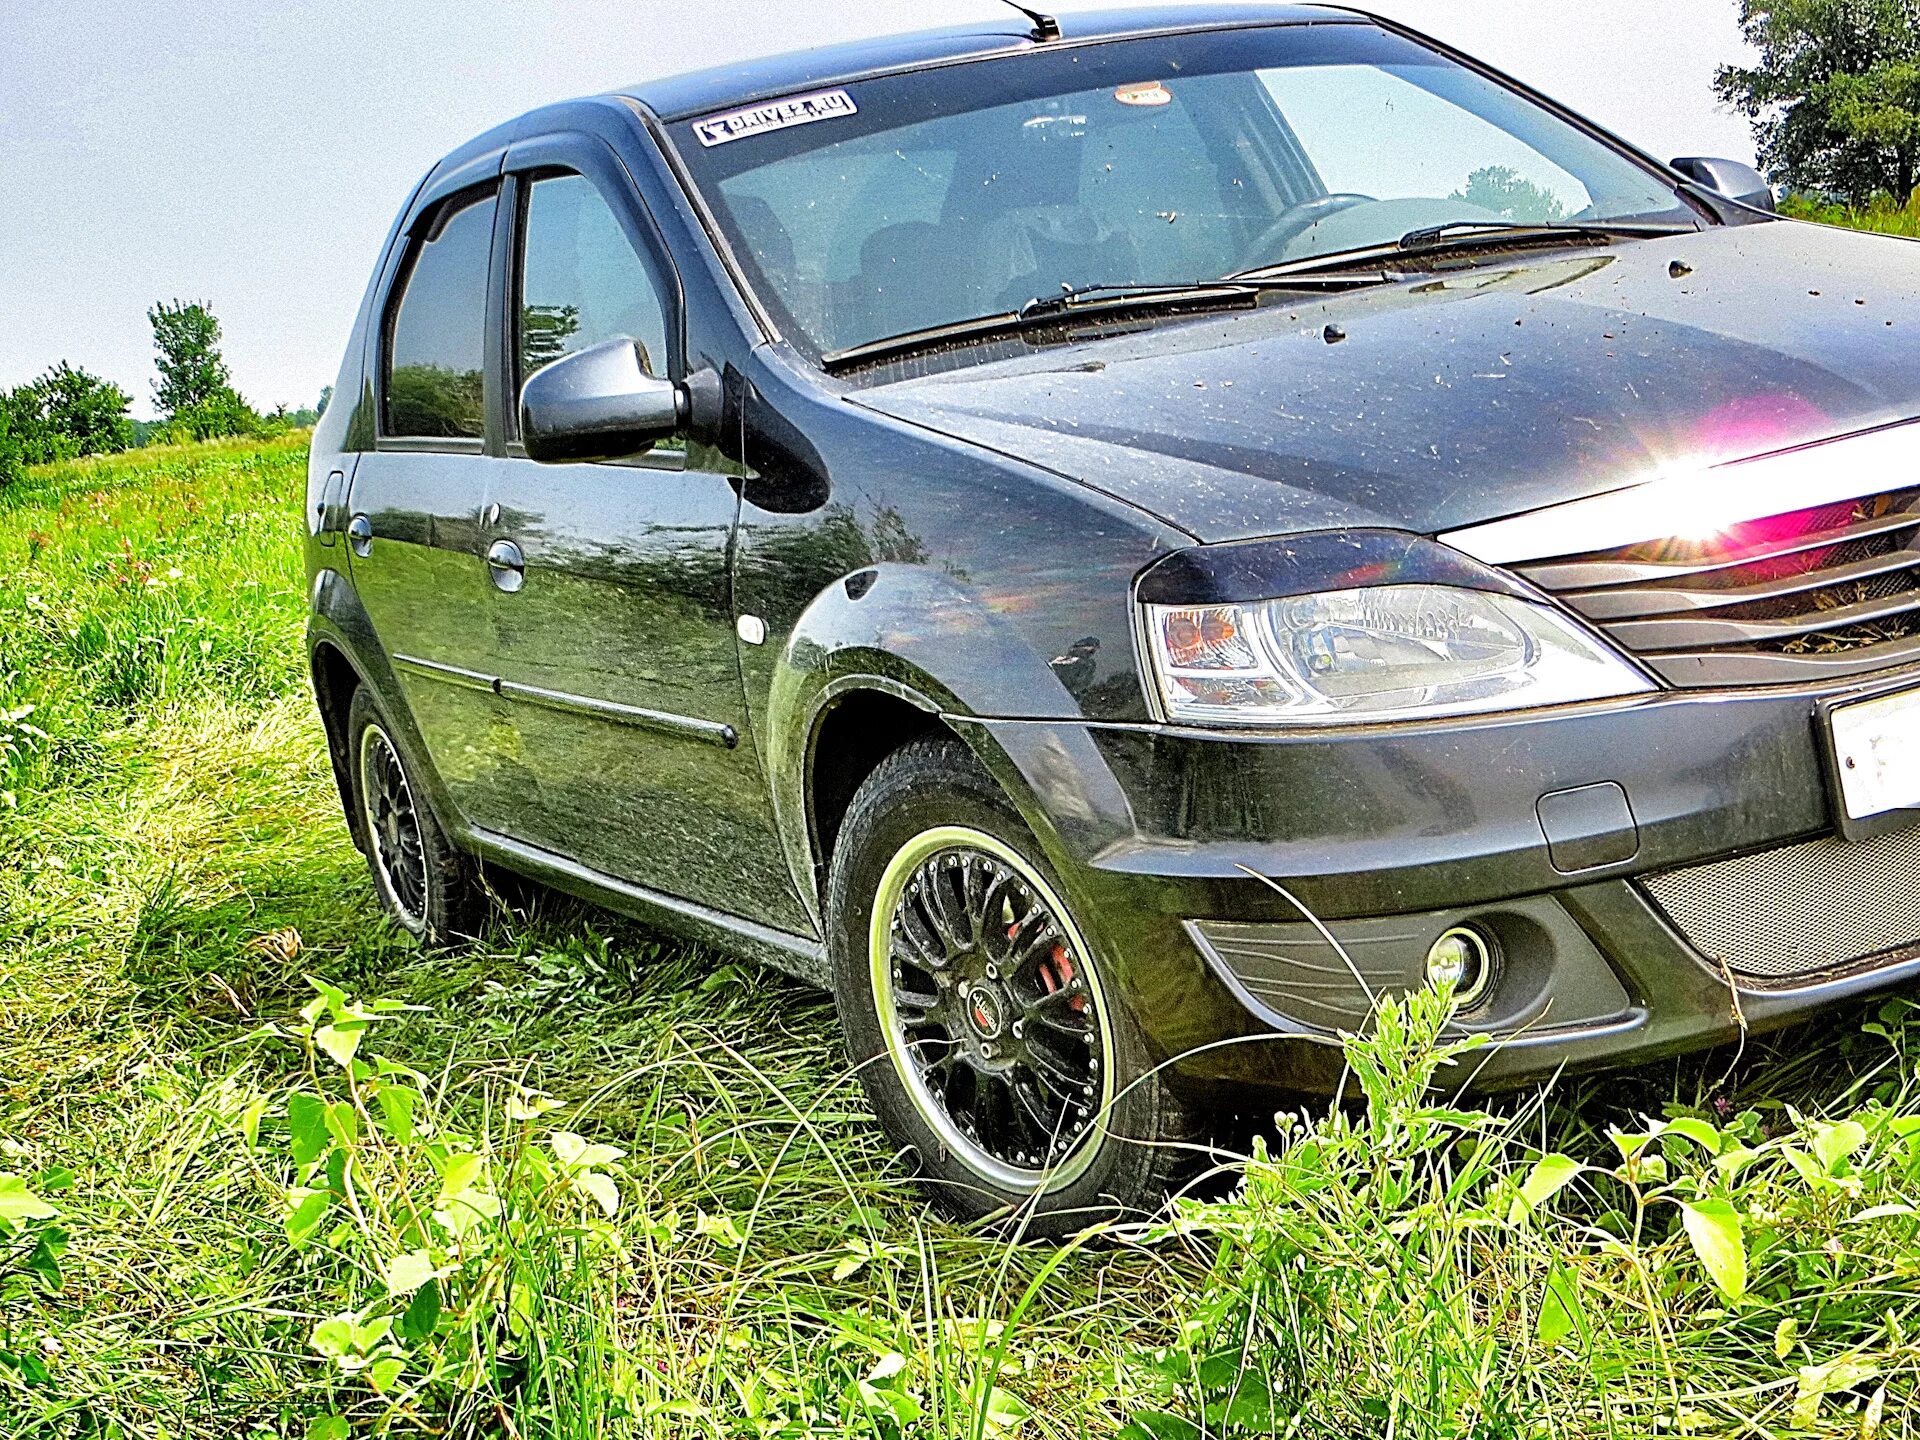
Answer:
[1143, 584, 1653, 725]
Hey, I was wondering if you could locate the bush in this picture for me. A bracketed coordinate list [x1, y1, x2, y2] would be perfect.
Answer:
[1122, 987, 1920, 1438]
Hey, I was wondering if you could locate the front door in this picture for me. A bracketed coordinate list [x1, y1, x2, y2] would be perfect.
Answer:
[344, 182, 504, 823]
[474, 144, 808, 933]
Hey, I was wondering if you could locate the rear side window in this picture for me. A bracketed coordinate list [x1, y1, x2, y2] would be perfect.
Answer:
[385, 189, 497, 439]
[517, 173, 671, 386]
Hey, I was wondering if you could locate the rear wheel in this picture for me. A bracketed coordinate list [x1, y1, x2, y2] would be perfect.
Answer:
[346, 688, 486, 947]
[829, 737, 1198, 1237]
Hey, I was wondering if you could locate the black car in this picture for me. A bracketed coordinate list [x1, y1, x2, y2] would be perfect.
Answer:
[306, 3, 1920, 1230]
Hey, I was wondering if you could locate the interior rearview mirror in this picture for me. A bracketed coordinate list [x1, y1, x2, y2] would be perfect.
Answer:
[1670, 156, 1776, 214]
[520, 337, 685, 463]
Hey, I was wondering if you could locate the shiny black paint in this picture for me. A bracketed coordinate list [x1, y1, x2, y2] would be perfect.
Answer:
[307, 10, 1920, 1100]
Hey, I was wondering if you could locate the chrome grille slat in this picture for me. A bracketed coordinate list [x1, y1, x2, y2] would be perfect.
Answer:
[1567, 545, 1920, 620]
[1643, 827, 1920, 980]
[1605, 582, 1920, 652]
[1516, 505, 1920, 591]
[1517, 484, 1920, 683]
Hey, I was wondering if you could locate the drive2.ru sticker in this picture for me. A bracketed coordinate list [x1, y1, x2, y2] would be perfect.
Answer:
[692, 89, 859, 147]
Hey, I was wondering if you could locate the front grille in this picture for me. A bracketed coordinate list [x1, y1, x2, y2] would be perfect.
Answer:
[1517, 488, 1920, 685]
[1641, 826, 1920, 981]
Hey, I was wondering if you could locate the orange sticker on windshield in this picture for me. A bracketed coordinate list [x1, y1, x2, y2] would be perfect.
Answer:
[1113, 81, 1172, 107]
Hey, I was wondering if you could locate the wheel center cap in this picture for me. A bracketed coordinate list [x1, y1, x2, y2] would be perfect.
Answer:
[962, 982, 1008, 1040]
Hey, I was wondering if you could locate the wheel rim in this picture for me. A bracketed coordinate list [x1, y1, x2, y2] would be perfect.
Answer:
[358, 723, 429, 929]
[868, 825, 1115, 1193]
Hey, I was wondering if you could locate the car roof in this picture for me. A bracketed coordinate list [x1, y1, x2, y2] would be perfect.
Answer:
[623, 4, 1366, 122]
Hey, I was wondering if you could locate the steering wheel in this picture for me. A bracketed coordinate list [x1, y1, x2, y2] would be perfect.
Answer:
[1242, 193, 1377, 269]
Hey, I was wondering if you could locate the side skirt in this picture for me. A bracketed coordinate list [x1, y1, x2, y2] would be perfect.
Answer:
[465, 826, 830, 989]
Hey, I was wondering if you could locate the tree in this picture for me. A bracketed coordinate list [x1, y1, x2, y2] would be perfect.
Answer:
[1448, 166, 1568, 223]
[148, 299, 260, 441]
[1717, 0, 1920, 205]
[31, 362, 133, 457]
[316, 385, 333, 419]
[0, 397, 23, 488]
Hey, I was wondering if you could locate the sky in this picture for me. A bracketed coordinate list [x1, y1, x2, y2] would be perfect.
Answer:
[0, 0, 1758, 419]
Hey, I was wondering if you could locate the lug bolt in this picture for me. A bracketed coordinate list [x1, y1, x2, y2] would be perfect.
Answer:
[1011, 1020, 1024, 1039]
[985, 963, 999, 980]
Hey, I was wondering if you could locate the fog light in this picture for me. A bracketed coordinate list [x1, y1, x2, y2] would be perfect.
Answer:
[1425, 926, 1497, 1008]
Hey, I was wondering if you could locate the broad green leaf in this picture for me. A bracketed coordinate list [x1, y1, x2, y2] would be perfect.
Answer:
[354, 1316, 394, 1350]
[1119, 1413, 1203, 1440]
[370, 1357, 404, 1393]
[305, 974, 349, 1015]
[314, 1021, 367, 1070]
[1813, 1119, 1868, 1174]
[1538, 1265, 1583, 1349]
[1608, 1128, 1655, 1166]
[310, 1316, 356, 1359]
[0, 1174, 57, 1229]
[323, 1100, 359, 1150]
[507, 1090, 563, 1121]
[439, 1152, 485, 1203]
[286, 1189, 332, 1245]
[1680, 1199, 1747, 1300]
[24, 1227, 67, 1292]
[398, 1279, 442, 1343]
[695, 1208, 746, 1247]
[1773, 1317, 1799, 1359]
[1508, 1154, 1582, 1221]
[376, 1084, 419, 1145]
[574, 1170, 621, 1217]
[304, 1419, 350, 1440]
[240, 1095, 269, 1150]
[549, 1131, 624, 1169]
[1660, 1117, 1723, 1155]
[286, 1092, 330, 1165]
[867, 1351, 907, 1382]
[383, 1249, 436, 1295]
[1794, 1360, 1880, 1429]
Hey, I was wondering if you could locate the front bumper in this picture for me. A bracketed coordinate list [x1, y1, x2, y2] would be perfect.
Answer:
[962, 661, 1920, 1093]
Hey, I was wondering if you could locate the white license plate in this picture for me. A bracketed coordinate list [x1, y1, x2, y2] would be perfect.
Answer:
[1831, 684, 1920, 820]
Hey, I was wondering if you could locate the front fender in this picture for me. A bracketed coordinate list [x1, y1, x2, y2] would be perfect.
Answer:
[764, 562, 1143, 921]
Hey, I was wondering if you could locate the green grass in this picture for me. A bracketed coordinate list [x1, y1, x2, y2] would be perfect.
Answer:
[3, 425, 1920, 1433]
[1782, 194, 1920, 238]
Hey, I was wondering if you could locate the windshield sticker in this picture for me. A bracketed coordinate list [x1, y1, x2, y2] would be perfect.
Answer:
[1113, 81, 1172, 107]
[693, 89, 858, 147]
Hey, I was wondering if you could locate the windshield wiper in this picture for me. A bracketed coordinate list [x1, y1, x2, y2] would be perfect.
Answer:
[823, 274, 1402, 368]
[1231, 218, 1694, 281]
[1395, 218, 1694, 250]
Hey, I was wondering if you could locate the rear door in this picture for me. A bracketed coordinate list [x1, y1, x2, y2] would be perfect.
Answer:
[344, 178, 505, 823]
[471, 135, 808, 933]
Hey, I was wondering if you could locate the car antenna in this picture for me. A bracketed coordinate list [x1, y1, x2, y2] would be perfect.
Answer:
[1000, 0, 1061, 41]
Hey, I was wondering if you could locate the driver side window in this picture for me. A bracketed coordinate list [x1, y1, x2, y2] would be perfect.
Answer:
[517, 172, 671, 391]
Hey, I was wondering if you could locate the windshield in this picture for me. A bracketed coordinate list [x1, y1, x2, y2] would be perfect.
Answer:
[673, 24, 1698, 360]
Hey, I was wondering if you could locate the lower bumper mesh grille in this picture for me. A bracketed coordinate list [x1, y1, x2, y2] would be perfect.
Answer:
[1641, 826, 1920, 980]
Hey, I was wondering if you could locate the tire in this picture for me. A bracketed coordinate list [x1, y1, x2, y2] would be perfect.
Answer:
[345, 687, 486, 947]
[828, 736, 1199, 1237]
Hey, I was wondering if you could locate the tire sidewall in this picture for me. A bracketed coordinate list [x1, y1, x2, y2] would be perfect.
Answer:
[828, 740, 1177, 1233]
[346, 688, 476, 947]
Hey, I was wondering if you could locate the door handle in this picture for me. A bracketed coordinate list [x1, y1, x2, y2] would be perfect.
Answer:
[486, 538, 526, 593]
[347, 513, 373, 558]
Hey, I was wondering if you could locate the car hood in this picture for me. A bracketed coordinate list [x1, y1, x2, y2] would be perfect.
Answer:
[853, 221, 1920, 544]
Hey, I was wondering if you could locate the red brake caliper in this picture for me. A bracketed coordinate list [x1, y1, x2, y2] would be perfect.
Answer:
[1016, 926, 1087, 1014]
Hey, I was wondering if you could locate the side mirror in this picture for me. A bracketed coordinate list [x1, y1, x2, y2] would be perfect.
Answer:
[1670, 156, 1776, 214]
[519, 338, 685, 463]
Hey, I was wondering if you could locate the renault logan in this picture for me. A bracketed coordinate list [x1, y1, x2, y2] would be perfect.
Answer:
[306, 4, 1920, 1231]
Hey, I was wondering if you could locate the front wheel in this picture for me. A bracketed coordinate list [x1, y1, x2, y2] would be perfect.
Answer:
[828, 737, 1199, 1237]
[346, 688, 486, 947]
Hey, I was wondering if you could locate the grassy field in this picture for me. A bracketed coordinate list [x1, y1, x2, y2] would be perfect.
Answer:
[5, 437, 1920, 1438]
